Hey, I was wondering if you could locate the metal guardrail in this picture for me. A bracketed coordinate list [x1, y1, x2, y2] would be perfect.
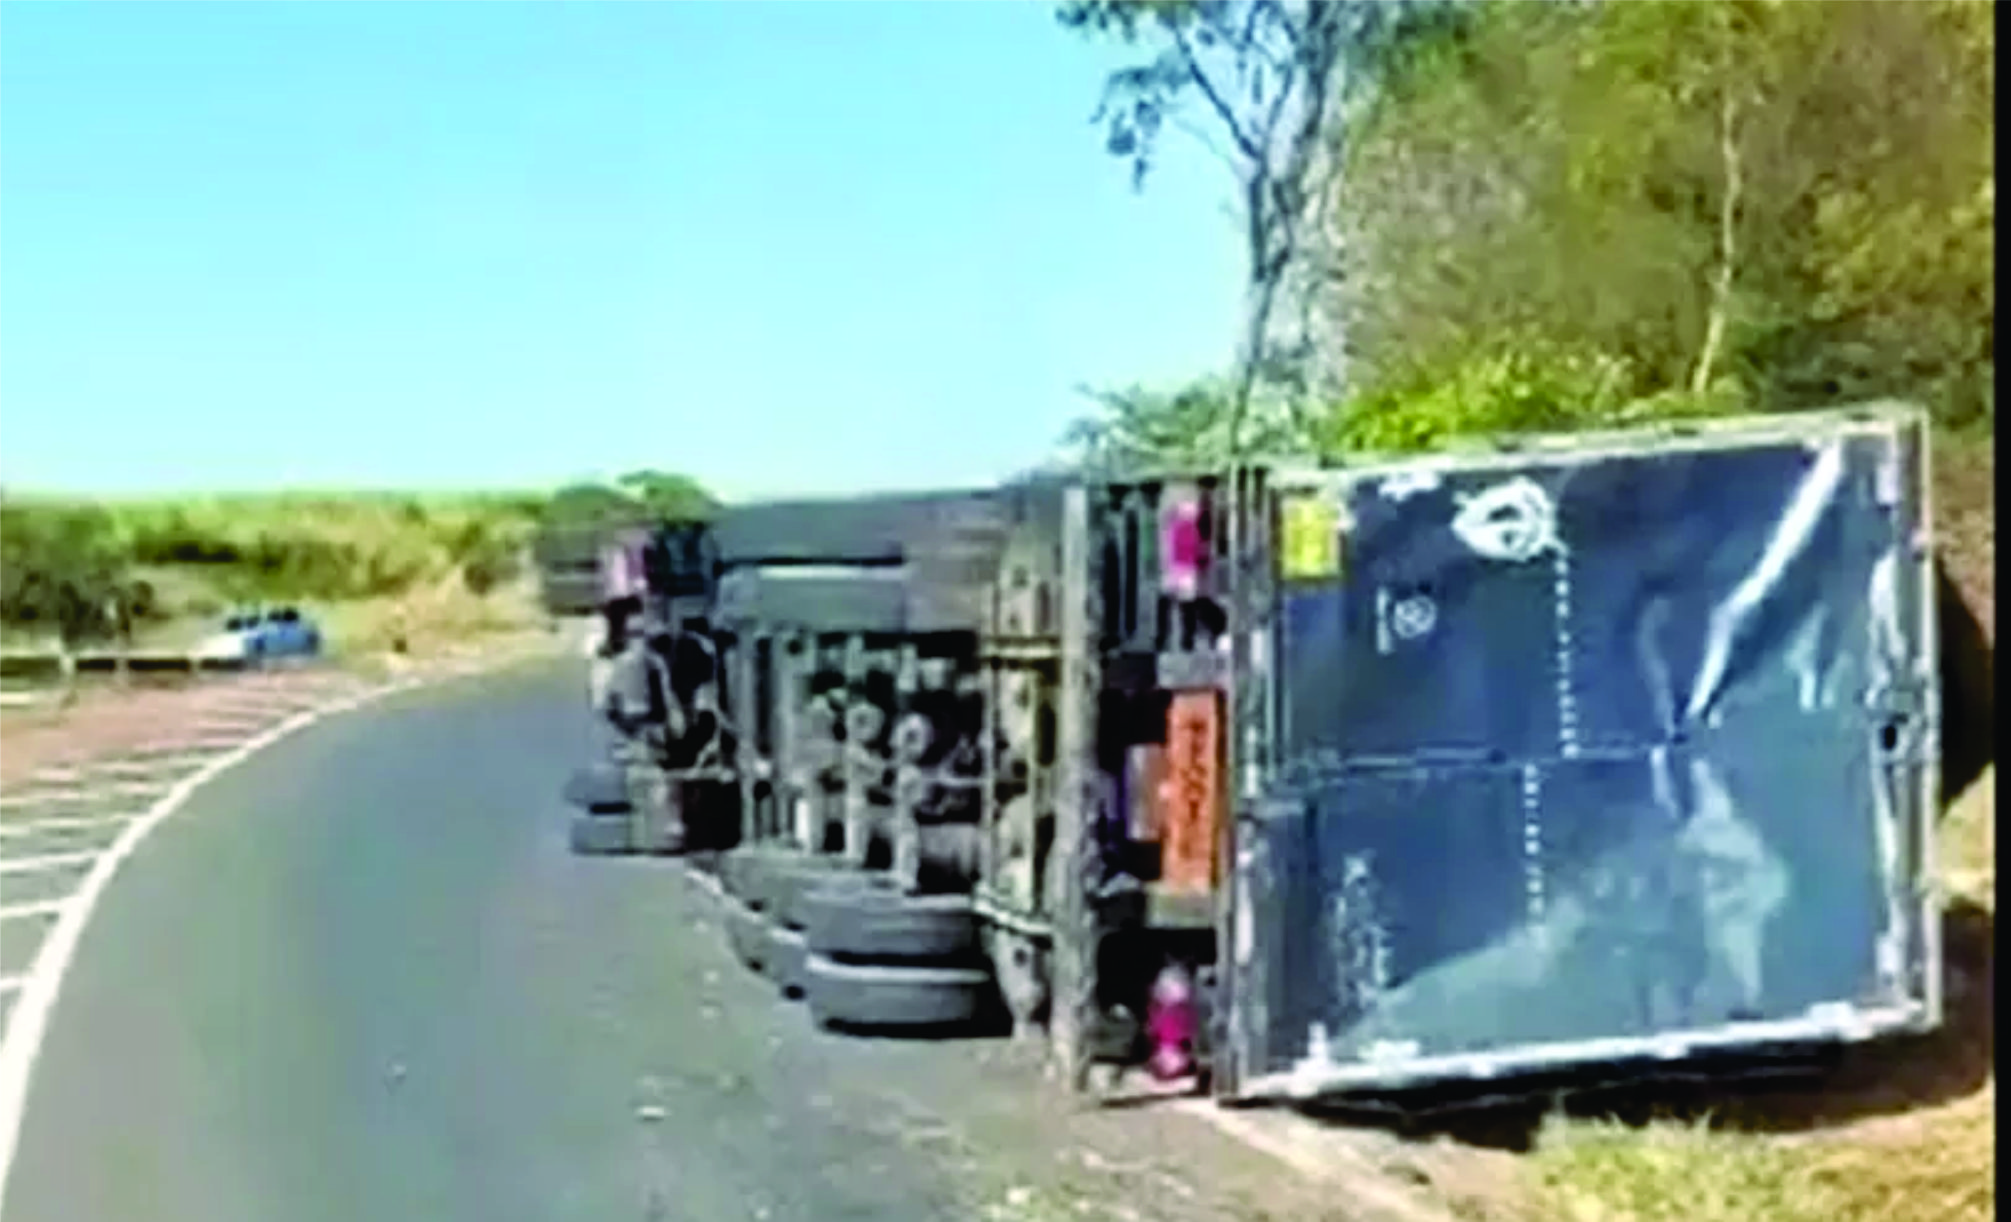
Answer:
[0, 650, 254, 680]
[0, 650, 260, 708]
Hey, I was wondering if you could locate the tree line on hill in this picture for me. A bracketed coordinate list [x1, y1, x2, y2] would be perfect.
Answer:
[0, 469, 714, 646]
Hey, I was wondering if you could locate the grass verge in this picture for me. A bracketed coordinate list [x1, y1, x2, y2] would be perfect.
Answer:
[1490, 436, 1996, 1222]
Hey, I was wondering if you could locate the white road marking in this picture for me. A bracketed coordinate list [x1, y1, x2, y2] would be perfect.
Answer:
[0, 781, 166, 810]
[90, 751, 213, 771]
[116, 741, 222, 758]
[186, 715, 290, 736]
[0, 814, 134, 839]
[69, 760, 210, 783]
[136, 731, 272, 751]
[0, 976, 23, 995]
[0, 659, 514, 1211]
[0, 853, 100, 877]
[0, 901, 68, 924]
[2, 771, 85, 789]
[200, 695, 307, 713]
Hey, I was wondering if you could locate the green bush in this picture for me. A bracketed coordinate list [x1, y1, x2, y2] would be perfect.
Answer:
[1319, 344, 1748, 456]
[1, 478, 709, 641]
[0, 498, 132, 643]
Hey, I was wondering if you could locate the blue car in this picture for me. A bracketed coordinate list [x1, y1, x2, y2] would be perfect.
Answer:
[197, 605, 323, 664]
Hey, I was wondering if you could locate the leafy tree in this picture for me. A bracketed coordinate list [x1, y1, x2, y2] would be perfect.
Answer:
[532, 474, 716, 578]
[1316, 342, 1745, 456]
[1061, 374, 1307, 472]
[438, 518, 522, 596]
[1058, 0, 1465, 456]
[1318, 0, 1994, 434]
[0, 499, 131, 644]
[615, 469, 715, 522]
[540, 482, 642, 531]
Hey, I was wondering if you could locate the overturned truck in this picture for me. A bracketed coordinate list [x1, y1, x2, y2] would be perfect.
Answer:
[557, 404, 1960, 1104]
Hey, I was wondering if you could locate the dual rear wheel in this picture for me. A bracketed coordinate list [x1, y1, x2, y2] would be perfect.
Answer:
[716, 845, 997, 1032]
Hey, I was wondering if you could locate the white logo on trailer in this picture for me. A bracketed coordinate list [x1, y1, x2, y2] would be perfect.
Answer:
[1451, 477, 1561, 563]
[1391, 595, 1438, 640]
[1379, 470, 1443, 503]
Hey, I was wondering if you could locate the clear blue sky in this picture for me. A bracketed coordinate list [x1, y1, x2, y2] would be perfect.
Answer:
[0, 1, 1244, 502]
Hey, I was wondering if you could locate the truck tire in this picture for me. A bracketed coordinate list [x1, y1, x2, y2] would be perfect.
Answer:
[724, 846, 793, 911]
[563, 762, 633, 814]
[724, 898, 771, 974]
[720, 846, 792, 903]
[731, 846, 852, 914]
[801, 889, 980, 964]
[756, 857, 870, 929]
[803, 955, 995, 1030]
[775, 871, 894, 932]
[770, 926, 810, 999]
[568, 810, 632, 856]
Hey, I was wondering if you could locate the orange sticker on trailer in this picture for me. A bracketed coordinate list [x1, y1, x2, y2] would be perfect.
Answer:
[1159, 691, 1221, 894]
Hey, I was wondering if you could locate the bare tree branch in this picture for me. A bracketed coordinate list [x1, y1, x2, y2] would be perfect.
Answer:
[1691, 59, 1742, 394]
[1172, 26, 1266, 163]
[1065, 0, 1469, 459]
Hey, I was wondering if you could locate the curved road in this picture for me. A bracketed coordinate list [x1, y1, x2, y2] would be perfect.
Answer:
[3, 662, 1346, 1222]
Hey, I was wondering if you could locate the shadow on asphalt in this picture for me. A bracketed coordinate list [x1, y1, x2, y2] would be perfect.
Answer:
[820, 1016, 1016, 1042]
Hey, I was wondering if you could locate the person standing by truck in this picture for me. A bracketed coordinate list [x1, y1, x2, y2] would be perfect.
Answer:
[595, 593, 690, 854]
[586, 595, 638, 720]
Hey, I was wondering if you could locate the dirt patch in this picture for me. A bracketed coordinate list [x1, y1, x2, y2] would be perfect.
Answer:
[0, 677, 315, 789]
[875, 1035, 1472, 1222]
[1933, 436, 1994, 641]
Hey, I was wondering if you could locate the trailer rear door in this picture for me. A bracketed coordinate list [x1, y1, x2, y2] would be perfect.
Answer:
[1222, 408, 1940, 1101]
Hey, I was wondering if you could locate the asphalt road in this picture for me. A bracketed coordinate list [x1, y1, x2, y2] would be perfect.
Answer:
[4, 662, 1004, 1222]
[2, 660, 1378, 1222]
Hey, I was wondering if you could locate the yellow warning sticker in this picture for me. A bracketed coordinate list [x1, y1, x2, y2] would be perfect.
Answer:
[1279, 493, 1342, 580]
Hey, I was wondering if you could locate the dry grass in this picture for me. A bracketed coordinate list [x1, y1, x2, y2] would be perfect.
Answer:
[1933, 436, 1995, 637]
[308, 567, 547, 661]
[1515, 766, 1995, 1222]
[1528, 1084, 1994, 1222]
[1515, 435, 1997, 1222]
[1, 560, 548, 666]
